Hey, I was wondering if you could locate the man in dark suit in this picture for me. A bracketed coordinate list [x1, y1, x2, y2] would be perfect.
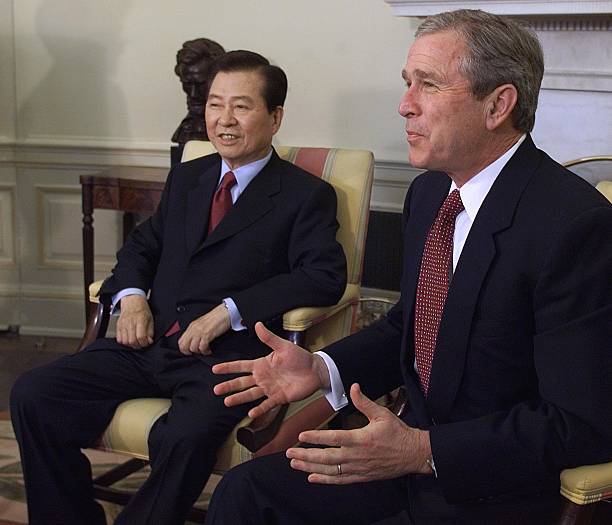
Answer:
[207, 10, 612, 525]
[10, 51, 346, 525]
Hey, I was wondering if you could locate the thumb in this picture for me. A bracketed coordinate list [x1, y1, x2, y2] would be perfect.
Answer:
[349, 383, 386, 422]
[254, 321, 292, 352]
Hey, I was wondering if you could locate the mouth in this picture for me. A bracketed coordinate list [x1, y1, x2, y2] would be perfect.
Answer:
[406, 130, 425, 143]
[217, 133, 239, 143]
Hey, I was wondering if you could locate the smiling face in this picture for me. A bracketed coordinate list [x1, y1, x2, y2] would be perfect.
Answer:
[205, 70, 283, 170]
[398, 31, 495, 184]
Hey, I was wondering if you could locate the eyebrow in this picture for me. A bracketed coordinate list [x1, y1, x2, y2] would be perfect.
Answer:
[402, 68, 443, 83]
[207, 94, 255, 104]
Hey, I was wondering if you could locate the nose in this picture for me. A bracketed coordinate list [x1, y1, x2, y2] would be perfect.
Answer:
[218, 107, 236, 126]
[398, 88, 416, 118]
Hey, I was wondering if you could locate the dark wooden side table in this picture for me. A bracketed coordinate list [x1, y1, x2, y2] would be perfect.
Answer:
[80, 167, 167, 322]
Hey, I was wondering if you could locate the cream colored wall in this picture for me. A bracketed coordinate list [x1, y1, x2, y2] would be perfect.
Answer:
[0, 0, 16, 143]
[12, 0, 415, 161]
[1, 0, 420, 336]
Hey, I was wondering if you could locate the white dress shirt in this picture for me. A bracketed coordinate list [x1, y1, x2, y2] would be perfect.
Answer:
[317, 135, 527, 411]
[112, 149, 274, 333]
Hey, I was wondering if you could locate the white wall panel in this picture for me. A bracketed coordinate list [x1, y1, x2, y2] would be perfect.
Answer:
[0, 185, 16, 266]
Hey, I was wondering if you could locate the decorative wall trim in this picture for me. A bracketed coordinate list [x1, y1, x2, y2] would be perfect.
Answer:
[36, 185, 84, 269]
[0, 184, 16, 266]
[0, 282, 20, 296]
[20, 283, 82, 301]
[372, 160, 423, 212]
[19, 325, 84, 338]
[383, 1, 612, 17]
[7, 139, 171, 169]
[525, 16, 612, 31]
[542, 68, 612, 92]
[2, 139, 418, 213]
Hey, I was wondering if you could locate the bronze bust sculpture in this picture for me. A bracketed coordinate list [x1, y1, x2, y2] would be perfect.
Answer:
[172, 38, 225, 144]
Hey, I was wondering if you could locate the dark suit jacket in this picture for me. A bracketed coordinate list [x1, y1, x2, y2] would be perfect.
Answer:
[98, 150, 346, 361]
[326, 136, 612, 514]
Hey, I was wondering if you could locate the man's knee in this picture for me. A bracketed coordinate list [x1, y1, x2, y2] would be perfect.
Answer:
[10, 367, 51, 414]
[148, 418, 229, 458]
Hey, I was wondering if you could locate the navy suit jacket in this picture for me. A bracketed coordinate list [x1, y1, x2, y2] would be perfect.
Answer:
[97, 150, 346, 362]
[326, 136, 612, 508]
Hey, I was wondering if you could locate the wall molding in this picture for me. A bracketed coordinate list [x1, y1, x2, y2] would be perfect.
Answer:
[20, 283, 82, 301]
[0, 184, 16, 267]
[383, 1, 612, 17]
[1, 139, 419, 213]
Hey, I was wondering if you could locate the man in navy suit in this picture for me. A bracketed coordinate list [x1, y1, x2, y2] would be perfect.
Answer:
[207, 10, 612, 525]
[10, 51, 346, 525]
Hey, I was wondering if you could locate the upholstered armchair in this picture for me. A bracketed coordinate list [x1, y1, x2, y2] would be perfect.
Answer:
[79, 142, 375, 521]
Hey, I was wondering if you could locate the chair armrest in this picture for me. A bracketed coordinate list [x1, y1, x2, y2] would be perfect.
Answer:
[282, 283, 359, 332]
[560, 461, 612, 505]
[237, 393, 336, 455]
[89, 279, 104, 303]
[77, 279, 109, 351]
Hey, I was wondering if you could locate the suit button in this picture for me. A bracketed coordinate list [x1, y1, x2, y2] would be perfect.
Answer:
[176, 305, 186, 313]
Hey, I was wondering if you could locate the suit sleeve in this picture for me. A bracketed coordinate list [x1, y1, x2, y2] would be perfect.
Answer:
[98, 170, 174, 304]
[231, 180, 347, 329]
[430, 205, 612, 503]
[320, 181, 419, 403]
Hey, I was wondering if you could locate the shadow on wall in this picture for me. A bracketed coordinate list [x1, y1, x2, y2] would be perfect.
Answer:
[17, 0, 133, 143]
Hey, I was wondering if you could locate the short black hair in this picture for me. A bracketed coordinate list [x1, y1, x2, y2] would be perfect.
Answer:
[207, 50, 288, 113]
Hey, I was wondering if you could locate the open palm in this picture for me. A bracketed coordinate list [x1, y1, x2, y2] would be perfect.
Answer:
[213, 322, 324, 418]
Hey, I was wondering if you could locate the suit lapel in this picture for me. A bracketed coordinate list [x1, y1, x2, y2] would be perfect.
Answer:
[195, 151, 281, 253]
[185, 161, 219, 257]
[427, 135, 541, 421]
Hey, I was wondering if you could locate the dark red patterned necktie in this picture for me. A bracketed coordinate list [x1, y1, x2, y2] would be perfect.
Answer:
[165, 171, 238, 338]
[414, 189, 464, 394]
[208, 171, 237, 233]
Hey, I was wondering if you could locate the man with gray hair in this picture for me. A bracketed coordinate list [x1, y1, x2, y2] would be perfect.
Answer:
[206, 9, 612, 524]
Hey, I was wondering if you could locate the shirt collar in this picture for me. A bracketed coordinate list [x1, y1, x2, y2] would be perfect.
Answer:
[220, 149, 273, 193]
[450, 134, 526, 222]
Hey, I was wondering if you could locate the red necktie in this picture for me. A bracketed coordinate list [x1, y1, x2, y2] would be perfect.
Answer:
[414, 189, 464, 394]
[208, 171, 237, 233]
[165, 171, 238, 337]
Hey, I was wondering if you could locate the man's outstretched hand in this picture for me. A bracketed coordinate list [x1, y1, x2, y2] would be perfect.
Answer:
[212, 322, 330, 419]
[286, 383, 433, 484]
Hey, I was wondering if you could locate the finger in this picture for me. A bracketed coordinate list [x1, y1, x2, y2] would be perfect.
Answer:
[247, 397, 280, 419]
[146, 317, 154, 339]
[213, 375, 256, 395]
[197, 338, 210, 354]
[288, 458, 340, 477]
[177, 333, 191, 355]
[286, 446, 342, 465]
[222, 386, 266, 408]
[212, 360, 254, 375]
[350, 383, 386, 422]
[298, 428, 356, 447]
[254, 322, 294, 352]
[135, 320, 151, 348]
[307, 473, 365, 485]
[189, 335, 202, 353]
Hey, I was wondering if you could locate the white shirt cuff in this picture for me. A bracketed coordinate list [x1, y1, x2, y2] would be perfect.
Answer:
[315, 351, 349, 411]
[111, 288, 146, 315]
[223, 298, 246, 331]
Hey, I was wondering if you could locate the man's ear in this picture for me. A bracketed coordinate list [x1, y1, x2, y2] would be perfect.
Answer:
[271, 106, 284, 133]
[484, 84, 518, 131]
